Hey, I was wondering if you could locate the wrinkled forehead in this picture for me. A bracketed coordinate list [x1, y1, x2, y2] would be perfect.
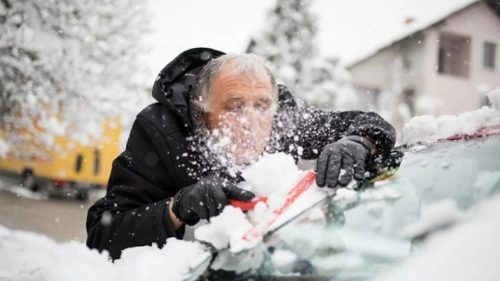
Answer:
[213, 60, 273, 90]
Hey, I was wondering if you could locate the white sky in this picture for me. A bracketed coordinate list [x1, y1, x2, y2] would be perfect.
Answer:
[144, 0, 273, 76]
[144, 0, 477, 76]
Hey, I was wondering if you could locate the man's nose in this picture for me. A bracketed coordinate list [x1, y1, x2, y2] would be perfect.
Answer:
[240, 107, 261, 127]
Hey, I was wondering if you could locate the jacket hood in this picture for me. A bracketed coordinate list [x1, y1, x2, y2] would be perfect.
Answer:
[152, 47, 225, 133]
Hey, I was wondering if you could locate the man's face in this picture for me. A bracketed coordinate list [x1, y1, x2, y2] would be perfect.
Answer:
[205, 66, 275, 165]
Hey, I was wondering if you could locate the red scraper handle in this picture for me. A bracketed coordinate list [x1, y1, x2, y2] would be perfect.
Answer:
[230, 196, 268, 211]
[242, 170, 317, 241]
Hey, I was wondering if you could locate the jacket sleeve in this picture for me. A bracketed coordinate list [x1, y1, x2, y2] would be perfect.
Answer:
[297, 108, 396, 159]
[86, 115, 183, 260]
[277, 87, 396, 160]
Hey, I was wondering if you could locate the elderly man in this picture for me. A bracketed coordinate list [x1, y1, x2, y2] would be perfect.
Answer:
[86, 48, 395, 259]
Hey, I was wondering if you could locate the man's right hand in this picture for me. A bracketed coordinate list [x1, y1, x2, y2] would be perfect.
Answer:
[170, 176, 255, 226]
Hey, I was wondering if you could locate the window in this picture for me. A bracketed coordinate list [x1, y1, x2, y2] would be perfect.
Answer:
[93, 148, 100, 175]
[480, 94, 490, 107]
[483, 42, 496, 69]
[437, 33, 471, 77]
[403, 58, 412, 70]
[75, 154, 83, 173]
[401, 88, 416, 116]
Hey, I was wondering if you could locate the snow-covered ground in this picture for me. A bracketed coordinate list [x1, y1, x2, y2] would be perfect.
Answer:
[0, 177, 106, 201]
[0, 177, 46, 200]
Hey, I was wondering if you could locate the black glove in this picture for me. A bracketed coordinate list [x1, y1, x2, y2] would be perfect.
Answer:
[316, 136, 373, 188]
[171, 176, 255, 225]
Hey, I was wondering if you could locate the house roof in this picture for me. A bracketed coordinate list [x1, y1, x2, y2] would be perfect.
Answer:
[346, 0, 500, 68]
[341, 0, 500, 68]
[313, 0, 483, 67]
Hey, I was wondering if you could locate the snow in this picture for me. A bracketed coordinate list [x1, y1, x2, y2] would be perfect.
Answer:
[241, 152, 304, 196]
[195, 153, 325, 252]
[332, 188, 359, 201]
[0, 138, 9, 158]
[360, 186, 402, 202]
[402, 106, 500, 144]
[194, 206, 252, 251]
[195, 152, 378, 255]
[1, 0, 152, 152]
[209, 244, 266, 274]
[401, 115, 437, 144]
[271, 249, 298, 270]
[376, 194, 500, 281]
[40, 116, 69, 137]
[402, 199, 463, 238]
[0, 225, 211, 281]
[0, 178, 46, 200]
[487, 88, 500, 110]
[195, 152, 402, 255]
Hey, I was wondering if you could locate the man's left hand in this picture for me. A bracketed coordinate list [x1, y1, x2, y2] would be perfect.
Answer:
[316, 136, 373, 188]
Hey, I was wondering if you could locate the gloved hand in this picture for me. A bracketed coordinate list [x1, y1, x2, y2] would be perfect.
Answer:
[171, 176, 255, 225]
[316, 136, 373, 188]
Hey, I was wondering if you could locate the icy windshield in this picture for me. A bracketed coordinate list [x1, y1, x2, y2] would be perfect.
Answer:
[220, 135, 500, 280]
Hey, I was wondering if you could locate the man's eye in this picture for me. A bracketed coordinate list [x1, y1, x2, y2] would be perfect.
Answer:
[226, 102, 244, 112]
[255, 101, 271, 111]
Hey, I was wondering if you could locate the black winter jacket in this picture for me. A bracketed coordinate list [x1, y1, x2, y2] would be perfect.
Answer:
[86, 48, 396, 260]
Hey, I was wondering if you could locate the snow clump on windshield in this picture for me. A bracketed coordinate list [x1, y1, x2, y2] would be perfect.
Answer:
[194, 153, 309, 251]
[376, 193, 500, 281]
[241, 152, 304, 196]
[402, 199, 463, 238]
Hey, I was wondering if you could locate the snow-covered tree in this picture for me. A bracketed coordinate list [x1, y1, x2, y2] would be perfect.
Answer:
[247, 0, 317, 89]
[0, 0, 151, 156]
[301, 58, 360, 110]
[376, 56, 415, 139]
[247, 0, 358, 110]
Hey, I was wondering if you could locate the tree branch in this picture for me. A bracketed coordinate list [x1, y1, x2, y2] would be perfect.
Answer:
[1, 0, 11, 9]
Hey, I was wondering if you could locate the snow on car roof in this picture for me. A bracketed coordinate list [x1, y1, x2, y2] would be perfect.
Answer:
[314, 0, 478, 65]
[401, 108, 500, 145]
[401, 89, 500, 145]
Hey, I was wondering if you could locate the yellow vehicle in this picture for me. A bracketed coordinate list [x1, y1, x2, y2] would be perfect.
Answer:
[0, 119, 122, 200]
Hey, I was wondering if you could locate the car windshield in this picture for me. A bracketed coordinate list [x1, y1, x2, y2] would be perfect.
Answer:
[211, 135, 500, 280]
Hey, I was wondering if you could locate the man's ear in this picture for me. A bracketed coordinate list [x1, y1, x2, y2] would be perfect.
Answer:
[202, 111, 211, 129]
[192, 100, 211, 129]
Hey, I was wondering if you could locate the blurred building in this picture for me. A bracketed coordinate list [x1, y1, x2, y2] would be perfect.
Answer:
[348, 0, 500, 117]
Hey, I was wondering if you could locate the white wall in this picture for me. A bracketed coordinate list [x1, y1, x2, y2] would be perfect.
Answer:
[423, 2, 500, 115]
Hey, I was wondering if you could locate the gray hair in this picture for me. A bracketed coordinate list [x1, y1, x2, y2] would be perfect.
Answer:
[193, 53, 279, 112]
